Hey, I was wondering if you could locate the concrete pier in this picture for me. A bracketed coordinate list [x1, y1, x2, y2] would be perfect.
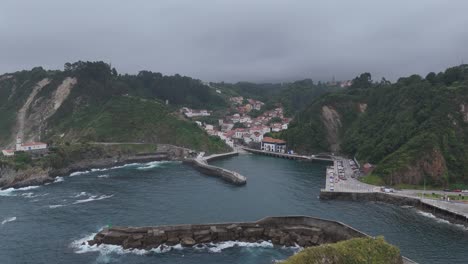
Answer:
[243, 147, 334, 162]
[184, 151, 247, 185]
[320, 191, 468, 228]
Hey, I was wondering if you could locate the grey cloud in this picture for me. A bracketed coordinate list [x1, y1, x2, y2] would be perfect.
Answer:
[0, 0, 467, 82]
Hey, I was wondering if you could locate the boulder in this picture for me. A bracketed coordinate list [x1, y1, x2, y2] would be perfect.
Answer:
[181, 237, 196, 247]
[166, 236, 180, 246]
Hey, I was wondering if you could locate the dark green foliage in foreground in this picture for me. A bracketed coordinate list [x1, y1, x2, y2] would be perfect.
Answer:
[281, 237, 402, 264]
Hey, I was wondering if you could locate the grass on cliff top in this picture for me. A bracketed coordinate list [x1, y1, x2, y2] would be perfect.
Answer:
[49, 96, 229, 154]
[359, 174, 385, 186]
[281, 237, 402, 264]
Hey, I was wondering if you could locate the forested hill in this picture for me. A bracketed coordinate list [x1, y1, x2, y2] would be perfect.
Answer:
[0, 61, 228, 153]
[212, 79, 340, 116]
[284, 65, 468, 188]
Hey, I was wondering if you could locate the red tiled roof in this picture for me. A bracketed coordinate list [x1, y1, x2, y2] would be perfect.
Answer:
[262, 137, 286, 144]
[21, 142, 47, 147]
[2, 149, 14, 153]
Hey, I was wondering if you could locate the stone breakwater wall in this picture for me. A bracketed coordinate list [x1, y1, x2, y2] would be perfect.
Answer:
[183, 153, 247, 186]
[320, 191, 468, 227]
[89, 216, 367, 250]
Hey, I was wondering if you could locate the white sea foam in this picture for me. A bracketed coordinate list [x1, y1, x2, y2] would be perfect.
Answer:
[69, 163, 142, 177]
[97, 174, 109, 178]
[0, 186, 40, 196]
[54, 177, 65, 183]
[72, 192, 88, 198]
[72, 234, 277, 257]
[49, 204, 66, 209]
[73, 194, 114, 204]
[136, 161, 169, 170]
[194, 240, 275, 253]
[1, 217, 17, 225]
[417, 210, 468, 230]
[71, 233, 149, 255]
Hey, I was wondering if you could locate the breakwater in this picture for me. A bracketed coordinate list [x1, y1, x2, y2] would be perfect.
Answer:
[183, 152, 247, 185]
[87, 216, 415, 263]
[320, 191, 468, 227]
[88, 216, 367, 249]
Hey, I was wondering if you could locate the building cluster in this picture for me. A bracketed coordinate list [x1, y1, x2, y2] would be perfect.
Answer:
[180, 107, 211, 118]
[191, 96, 290, 152]
[1, 137, 48, 157]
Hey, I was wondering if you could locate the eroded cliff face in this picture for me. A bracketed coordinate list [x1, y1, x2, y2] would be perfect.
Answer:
[386, 148, 447, 185]
[8, 77, 77, 144]
[321, 105, 342, 153]
[24, 77, 77, 142]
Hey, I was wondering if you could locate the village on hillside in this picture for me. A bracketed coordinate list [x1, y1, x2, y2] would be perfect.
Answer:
[181, 96, 291, 153]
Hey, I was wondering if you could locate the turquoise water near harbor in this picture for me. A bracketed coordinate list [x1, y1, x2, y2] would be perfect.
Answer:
[1, 154, 467, 263]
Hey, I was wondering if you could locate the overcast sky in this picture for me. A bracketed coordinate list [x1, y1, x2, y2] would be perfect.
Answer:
[0, 0, 467, 82]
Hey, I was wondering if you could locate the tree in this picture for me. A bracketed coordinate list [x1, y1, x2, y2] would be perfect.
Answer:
[350, 73, 372, 89]
[425, 72, 437, 84]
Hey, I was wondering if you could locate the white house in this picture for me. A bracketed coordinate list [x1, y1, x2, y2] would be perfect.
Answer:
[234, 128, 247, 139]
[251, 132, 263, 143]
[3, 137, 48, 156]
[2, 149, 14, 156]
[182, 108, 211, 118]
[261, 137, 286, 153]
[15, 137, 47, 152]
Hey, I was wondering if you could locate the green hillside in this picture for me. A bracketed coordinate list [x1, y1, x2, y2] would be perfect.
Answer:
[0, 61, 229, 154]
[285, 65, 468, 187]
[281, 237, 403, 264]
[47, 96, 228, 153]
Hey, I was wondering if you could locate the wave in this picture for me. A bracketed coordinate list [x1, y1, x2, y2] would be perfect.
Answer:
[21, 192, 48, 199]
[417, 210, 468, 230]
[0, 186, 40, 196]
[72, 192, 89, 198]
[73, 194, 114, 204]
[49, 204, 66, 209]
[194, 241, 274, 253]
[72, 234, 283, 257]
[136, 161, 170, 170]
[54, 177, 65, 183]
[69, 163, 143, 177]
[2, 217, 17, 225]
[97, 174, 109, 178]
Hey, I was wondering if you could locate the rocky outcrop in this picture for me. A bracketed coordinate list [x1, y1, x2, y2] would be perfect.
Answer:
[0, 153, 170, 190]
[321, 106, 342, 153]
[0, 165, 53, 189]
[87, 216, 367, 250]
[387, 148, 447, 186]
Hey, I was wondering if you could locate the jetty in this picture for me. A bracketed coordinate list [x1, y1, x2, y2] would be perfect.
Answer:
[184, 151, 247, 185]
[320, 157, 468, 227]
[243, 147, 334, 162]
[87, 215, 416, 263]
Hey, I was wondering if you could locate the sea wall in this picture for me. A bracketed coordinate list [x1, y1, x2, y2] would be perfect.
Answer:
[183, 158, 247, 185]
[320, 191, 468, 227]
[88, 216, 368, 250]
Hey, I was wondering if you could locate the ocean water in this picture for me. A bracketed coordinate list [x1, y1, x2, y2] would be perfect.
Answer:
[1, 155, 467, 263]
